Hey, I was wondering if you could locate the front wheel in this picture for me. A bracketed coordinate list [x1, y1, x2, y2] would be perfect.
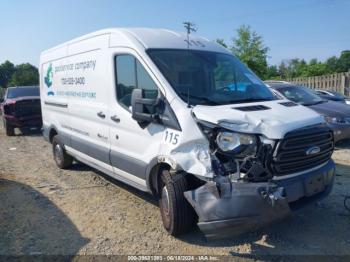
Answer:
[159, 170, 196, 236]
[52, 135, 73, 169]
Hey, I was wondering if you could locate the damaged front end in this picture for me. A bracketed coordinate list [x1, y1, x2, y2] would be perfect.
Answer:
[179, 119, 292, 239]
[181, 119, 335, 239]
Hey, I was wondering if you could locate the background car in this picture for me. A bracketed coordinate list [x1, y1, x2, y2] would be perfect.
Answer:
[0, 86, 42, 136]
[315, 90, 350, 105]
[265, 81, 350, 143]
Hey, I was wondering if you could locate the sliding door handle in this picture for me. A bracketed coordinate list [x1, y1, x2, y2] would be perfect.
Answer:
[111, 115, 120, 123]
[97, 111, 106, 119]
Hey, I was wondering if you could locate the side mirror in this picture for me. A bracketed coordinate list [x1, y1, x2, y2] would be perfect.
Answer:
[131, 88, 159, 126]
[0, 97, 4, 103]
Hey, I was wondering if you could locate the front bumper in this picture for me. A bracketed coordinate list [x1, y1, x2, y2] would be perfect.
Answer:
[184, 160, 335, 239]
[4, 115, 42, 128]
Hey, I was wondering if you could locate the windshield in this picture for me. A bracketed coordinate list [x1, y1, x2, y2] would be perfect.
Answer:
[276, 86, 325, 106]
[7, 87, 39, 99]
[147, 49, 276, 106]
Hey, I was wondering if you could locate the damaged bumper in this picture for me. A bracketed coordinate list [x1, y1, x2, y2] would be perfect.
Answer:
[184, 160, 335, 239]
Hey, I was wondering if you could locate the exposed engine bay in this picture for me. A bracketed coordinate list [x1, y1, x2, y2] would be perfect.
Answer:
[196, 119, 275, 183]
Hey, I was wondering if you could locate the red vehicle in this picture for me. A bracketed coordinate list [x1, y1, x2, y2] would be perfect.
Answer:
[1, 86, 42, 136]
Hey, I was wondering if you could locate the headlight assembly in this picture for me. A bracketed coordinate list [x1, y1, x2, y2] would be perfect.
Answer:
[216, 131, 257, 156]
[324, 116, 347, 124]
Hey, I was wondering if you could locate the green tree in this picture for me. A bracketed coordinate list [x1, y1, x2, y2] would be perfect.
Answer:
[278, 61, 289, 79]
[231, 25, 269, 78]
[0, 60, 15, 89]
[9, 63, 39, 86]
[265, 65, 280, 79]
[337, 50, 350, 72]
[304, 58, 327, 76]
[325, 56, 338, 74]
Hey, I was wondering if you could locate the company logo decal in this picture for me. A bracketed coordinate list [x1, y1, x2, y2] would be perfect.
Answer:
[44, 63, 54, 96]
[306, 146, 321, 155]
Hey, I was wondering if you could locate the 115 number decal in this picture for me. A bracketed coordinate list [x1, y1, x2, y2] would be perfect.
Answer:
[164, 131, 179, 145]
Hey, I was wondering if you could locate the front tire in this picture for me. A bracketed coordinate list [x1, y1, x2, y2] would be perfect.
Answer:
[159, 170, 196, 236]
[52, 135, 73, 169]
[4, 120, 15, 136]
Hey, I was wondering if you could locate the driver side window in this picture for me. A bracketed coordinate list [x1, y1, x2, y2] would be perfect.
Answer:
[115, 55, 158, 109]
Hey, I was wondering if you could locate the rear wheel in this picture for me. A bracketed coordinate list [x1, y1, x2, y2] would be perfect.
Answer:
[52, 135, 73, 169]
[4, 120, 15, 136]
[159, 170, 196, 236]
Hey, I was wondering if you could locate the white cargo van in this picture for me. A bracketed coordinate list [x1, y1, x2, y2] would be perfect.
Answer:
[40, 28, 335, 238]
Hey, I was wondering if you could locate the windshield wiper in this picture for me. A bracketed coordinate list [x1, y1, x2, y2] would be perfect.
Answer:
[178, 92, 220, 105]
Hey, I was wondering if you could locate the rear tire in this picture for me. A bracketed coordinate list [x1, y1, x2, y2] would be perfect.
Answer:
[52, 135, 73, 169]
[4, 120, 15, 136]
[159, 170, 196, 236]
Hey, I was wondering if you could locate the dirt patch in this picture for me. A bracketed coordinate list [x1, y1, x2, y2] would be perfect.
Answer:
[0, 126, 349, 257]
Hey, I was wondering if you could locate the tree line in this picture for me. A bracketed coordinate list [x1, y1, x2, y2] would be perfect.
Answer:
[217, 25, 350, 80]
[0, 61, 39, 89]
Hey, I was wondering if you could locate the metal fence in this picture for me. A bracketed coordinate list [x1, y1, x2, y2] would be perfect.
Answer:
[288, 71, 350, 96]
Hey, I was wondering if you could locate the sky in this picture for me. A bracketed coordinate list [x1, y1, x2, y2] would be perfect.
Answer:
[1, 0, 349, 67]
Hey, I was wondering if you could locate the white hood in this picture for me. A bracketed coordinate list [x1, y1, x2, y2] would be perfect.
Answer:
[192, 100, 324, 139]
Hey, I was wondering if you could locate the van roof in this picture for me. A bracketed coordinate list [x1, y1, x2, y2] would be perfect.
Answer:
[41, 28, 229, 59]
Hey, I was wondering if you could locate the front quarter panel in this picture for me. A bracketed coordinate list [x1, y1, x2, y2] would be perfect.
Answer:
[157, 98, 213, 179]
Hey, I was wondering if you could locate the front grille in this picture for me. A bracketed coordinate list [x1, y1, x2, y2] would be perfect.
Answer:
[14, 100, 41, 117]
[271, 124, 334, 176]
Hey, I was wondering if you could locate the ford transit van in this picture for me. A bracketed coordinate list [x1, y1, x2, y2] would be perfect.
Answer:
[40, 28, 335, 238]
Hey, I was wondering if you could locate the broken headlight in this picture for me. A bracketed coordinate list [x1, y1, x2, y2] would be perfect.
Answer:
[216, 131, 257, 157]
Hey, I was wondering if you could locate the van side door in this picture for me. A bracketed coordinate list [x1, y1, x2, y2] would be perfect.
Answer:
[65, 50, 111, 169]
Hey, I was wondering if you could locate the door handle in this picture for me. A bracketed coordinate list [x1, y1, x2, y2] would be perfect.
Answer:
[97, 111, 106, 119]
[111, 115, 120, 123]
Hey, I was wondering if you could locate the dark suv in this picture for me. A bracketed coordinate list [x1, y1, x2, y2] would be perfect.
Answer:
[0, 86, 42, 136]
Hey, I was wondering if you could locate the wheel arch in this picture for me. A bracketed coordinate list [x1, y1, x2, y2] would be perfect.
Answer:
[145, 156, 205, 196]
[48, 126, 58, 143]
[146, 161, 172, 196]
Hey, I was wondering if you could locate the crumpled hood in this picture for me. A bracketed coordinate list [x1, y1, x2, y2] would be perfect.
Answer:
[192, 100, 324, 139]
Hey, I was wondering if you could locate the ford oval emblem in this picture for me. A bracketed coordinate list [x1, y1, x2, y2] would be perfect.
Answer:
[306, 146, 321, 155]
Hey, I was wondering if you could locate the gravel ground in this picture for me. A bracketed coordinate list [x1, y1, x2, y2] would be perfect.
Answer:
[0, 125, 349, 258]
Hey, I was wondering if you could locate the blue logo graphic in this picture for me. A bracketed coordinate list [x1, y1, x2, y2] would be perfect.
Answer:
[44, 63, 54, 96]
